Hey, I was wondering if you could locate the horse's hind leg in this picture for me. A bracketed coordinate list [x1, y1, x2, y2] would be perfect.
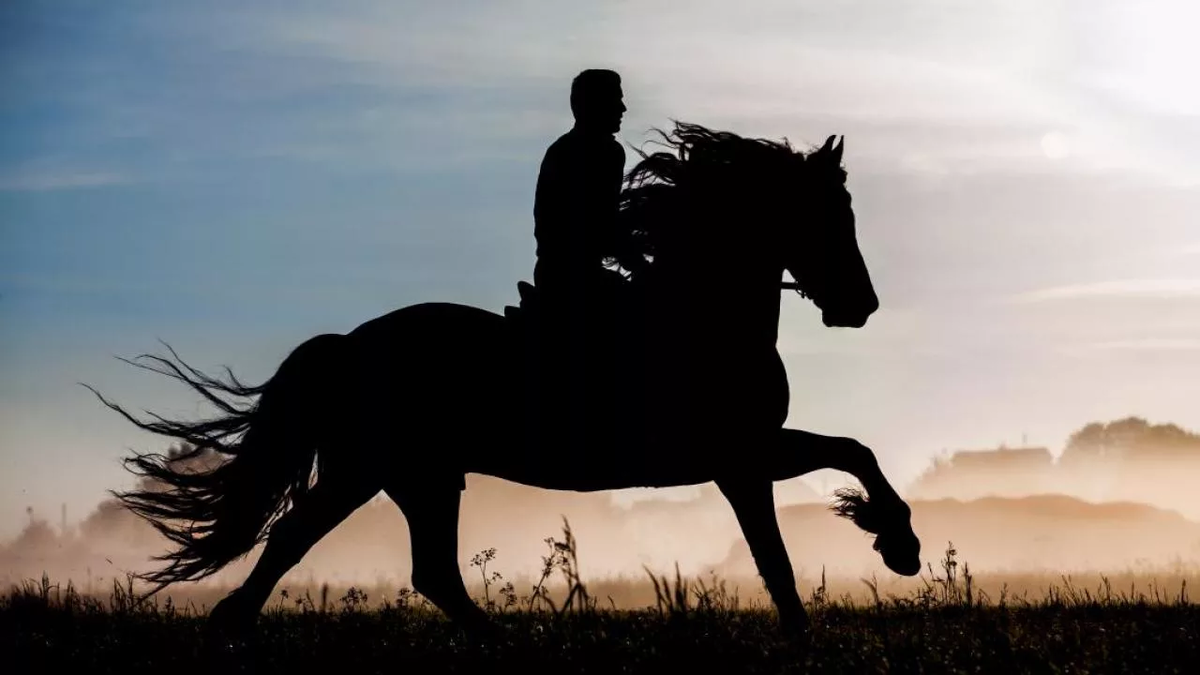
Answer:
[385, 478, 492, 632]
[715, 478, 809, 638]
[207, 476, 379, 631]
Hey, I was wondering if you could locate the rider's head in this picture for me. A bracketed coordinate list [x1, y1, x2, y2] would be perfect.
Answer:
[571, 69, 625, 135]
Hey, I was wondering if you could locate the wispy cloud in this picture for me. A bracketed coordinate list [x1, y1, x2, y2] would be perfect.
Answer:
[0, 169, 130, 192]
[1081, 338, 1200, 351]
[244, 0, 1200, 184]
[1009, 279, 1200, 303]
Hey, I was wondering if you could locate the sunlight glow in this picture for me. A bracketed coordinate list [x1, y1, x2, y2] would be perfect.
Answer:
[1040, 131, 1070, 160]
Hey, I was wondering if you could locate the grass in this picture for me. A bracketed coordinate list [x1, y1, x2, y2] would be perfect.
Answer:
[4, 523, 1198, 674]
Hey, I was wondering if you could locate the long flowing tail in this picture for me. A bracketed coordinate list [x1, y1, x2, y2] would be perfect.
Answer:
[82, 334, 345, 595]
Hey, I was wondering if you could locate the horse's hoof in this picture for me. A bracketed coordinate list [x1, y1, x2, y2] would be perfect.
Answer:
[459, 616, 509, 642]
[875, 531, 922, 576]
[449, 606, 512, 642]
[205, 592, 258, 640]
[778, 611, 812, 644]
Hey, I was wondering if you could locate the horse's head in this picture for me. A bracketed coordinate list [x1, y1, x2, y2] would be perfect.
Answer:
[786, 135, 879, 329]
[618, 123, 879, 329]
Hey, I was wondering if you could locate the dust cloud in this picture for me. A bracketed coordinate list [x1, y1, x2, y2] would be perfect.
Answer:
[4, 417, 1199, 597]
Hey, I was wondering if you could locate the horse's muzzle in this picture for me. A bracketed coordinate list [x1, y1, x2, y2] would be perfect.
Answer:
[822, 310, 870, 328]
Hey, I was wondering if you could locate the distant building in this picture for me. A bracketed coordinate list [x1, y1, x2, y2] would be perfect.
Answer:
[907, 445, 1055, 500]
[947, 445, 1053, 470]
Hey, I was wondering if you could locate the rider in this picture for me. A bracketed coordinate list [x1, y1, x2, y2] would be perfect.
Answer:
[532, 68, 630, 322]
[526, 69, 634, 437]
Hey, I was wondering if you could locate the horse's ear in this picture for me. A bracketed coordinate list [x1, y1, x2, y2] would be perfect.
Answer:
[831, 135, 844, 164]
[821, 135, 837, 153]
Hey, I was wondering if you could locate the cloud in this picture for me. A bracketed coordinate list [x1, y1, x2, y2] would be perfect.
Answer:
[0, 169, 130, 192]
[7, 1, 1194, 194]
[1009, 279, 1200, 303]
[1081, 338, 1200, 352]
[236, 0, 1198, 185]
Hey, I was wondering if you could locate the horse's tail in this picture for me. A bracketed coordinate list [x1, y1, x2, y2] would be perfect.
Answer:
[83, 334, 346, 595]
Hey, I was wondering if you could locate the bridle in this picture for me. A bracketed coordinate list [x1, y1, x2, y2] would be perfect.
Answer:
[780, 280, 810, 300]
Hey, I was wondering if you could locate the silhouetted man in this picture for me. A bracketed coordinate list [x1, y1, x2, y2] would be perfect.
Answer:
[532, 69, 629, 319]
[526, 69, 633, 437]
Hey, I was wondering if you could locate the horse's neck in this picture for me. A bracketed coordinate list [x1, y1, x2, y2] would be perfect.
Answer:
[727, 263, 784, 349]
[644, 255, 784, 352]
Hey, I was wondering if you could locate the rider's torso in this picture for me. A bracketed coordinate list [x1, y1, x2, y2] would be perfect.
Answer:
[533, 128, 624, 272]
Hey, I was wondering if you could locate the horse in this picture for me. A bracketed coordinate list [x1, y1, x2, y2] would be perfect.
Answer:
[86, 121, 921, 641]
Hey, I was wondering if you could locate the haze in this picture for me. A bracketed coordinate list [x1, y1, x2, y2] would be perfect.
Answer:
[6, 420, 1200, 591]
[2, 2, 1199, 585]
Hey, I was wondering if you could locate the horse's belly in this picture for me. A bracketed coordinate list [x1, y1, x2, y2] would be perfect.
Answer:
[470, 443, 716, 492]
[352, 302, 788, 490]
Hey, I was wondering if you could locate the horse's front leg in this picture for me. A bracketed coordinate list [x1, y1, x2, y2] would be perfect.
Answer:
[763, 429, 899, 498]
[714, 478, 809, 639]
[761, 428, 922, 576]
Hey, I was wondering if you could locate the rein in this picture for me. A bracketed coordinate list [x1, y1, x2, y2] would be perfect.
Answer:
[780, 281, 809, 299]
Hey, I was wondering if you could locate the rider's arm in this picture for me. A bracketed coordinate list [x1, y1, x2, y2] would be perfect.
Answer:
[595, 140, 627, 264]
[534, 140, 580, 261]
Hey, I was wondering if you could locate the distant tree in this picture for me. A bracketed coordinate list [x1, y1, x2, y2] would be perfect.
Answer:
[1060, 417, 1200, 465]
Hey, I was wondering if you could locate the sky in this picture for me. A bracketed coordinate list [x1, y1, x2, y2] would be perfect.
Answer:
[2, 0, 1200, 540]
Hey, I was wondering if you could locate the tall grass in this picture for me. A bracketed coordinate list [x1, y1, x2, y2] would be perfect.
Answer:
[6, 520, 1194, 617]
[6, 522, 1198, 673]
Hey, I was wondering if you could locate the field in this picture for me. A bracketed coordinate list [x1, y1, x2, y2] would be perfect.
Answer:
[5, 541, 1199, 674]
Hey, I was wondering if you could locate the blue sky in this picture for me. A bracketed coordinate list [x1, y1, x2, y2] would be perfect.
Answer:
[3, 1, 1200, 539]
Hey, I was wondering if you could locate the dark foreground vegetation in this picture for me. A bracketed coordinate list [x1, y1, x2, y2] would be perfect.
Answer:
[4, 542, 1198, 674]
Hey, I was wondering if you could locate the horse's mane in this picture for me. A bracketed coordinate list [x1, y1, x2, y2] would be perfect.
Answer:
[610, 121, 815, 277]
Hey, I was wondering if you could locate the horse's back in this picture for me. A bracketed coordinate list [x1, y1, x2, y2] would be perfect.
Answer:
[352, 300, 501, 330]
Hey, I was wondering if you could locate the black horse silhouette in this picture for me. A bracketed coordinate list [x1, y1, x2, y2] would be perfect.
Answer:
[85, 122, 921, 641]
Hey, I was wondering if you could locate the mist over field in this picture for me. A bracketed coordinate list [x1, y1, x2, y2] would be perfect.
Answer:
[4, 416, 1199, 602]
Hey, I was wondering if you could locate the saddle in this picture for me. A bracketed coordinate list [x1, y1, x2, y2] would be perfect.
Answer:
[503, 279, 626, 350]
[503, 281, 541, 325]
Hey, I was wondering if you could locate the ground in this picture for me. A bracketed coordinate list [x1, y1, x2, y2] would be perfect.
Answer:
[5, 580, 1197, 674]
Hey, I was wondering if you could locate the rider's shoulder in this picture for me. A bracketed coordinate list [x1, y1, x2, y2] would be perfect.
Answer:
[582, 133, 625, 163]
[543, 131, 573, 155]
[544, 130, 622, 164]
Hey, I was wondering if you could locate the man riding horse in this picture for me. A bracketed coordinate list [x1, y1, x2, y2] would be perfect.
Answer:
[519, 70, 640, 411]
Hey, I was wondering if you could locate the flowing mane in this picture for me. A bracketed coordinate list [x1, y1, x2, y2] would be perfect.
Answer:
[612, 121, 830, 278]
